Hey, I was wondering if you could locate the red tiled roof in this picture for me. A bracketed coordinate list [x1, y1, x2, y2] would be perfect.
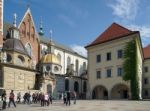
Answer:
[143, 44, 150, 59]
[85, 22, 137, 48]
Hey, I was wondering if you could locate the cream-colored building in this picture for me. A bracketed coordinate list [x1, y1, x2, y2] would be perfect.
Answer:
[143, 45, 150, 99]
[85, 23, 143, 99]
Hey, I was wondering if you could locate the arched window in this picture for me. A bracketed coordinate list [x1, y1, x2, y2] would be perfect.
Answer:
[18, 55, 25, 63]
[83, 62, 86, 70]
[7, 54, 12, 62]
[65, 79, 69, 91]
[74, 81, 79, 93]
[57, 53, 61, 63]
[16, 55, 25, 66]
[22, 22, 26, 37]
[67, 56, 71, 67]
[76, 59, 79, 75]
[27, 14, 31, 38]
[31, 26, 35, 40]
[25, 43, 32, 57]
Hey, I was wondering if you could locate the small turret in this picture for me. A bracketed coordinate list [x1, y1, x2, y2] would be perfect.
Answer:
[38, 17, 44, 36]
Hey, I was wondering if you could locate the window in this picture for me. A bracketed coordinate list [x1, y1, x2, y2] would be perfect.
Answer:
[144, 90, 149, 96]
[117, 67, 123, 76]
[106, 52, 111, 61]
[118, 50, 123, 58]
[96, 71, 101, 79]
[83, 62, 86, 70]
[57, 53, 61, 63]
[25, 43, 32, 56]
[46, 66, 51, 72]
[18, 55, 25, 63]
[144, 78, 149, 84]
[75, 59, 79, 75]
[54, 66, 59, 72]
[22, 22, 26, 37]
[7, 54, 12, 62]
[144, 67, 148, 73]
[106, 69, 111, 77]
[96, 55, 101, 63]
[67, 57, 71, 67]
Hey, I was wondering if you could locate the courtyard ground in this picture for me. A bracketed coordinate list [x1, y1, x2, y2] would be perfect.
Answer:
[3, 100, 150, 111]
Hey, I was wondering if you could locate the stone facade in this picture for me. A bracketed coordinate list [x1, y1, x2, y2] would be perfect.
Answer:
[143, 59, 150, 99]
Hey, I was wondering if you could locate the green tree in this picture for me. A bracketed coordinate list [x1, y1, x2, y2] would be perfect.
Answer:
[123, 39, 139, 100]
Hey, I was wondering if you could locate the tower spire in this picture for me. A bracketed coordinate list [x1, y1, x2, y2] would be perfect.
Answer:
[49, 30, 53, 41]
[13, 13, 17, 27]
[48, 29, 55, 54]
[39, 16, 44, 36]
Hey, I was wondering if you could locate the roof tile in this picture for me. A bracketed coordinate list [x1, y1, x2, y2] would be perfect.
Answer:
[143, 44, 150, 59]
[86, 22, 136, 47]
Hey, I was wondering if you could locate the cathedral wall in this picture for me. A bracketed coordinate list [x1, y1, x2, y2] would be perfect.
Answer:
[19, 12, 39, 65]
[3, 66, 36, 91]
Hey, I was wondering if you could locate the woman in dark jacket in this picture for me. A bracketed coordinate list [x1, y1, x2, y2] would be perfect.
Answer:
[2, 90, 7, 109]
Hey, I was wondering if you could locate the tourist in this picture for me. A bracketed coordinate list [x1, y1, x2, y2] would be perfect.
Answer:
[73, 91, 77, 104]
[41, 93, 45, 107]
[49, 93, 52, 104]
[44, 93, 49, 106]
[63, 92, 67, 104]
[66, 91, 71, 106]
[23, 92, 28, 104]
[32, 93, 35, 103]
[27, 92, 31, 105]
[17, 92, 21, 103]
[8, 90, 16, 108]
[2, 90, 7, 109]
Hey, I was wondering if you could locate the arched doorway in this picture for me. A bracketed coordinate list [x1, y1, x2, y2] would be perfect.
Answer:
[47, 84, 52, 94]
[92, 85, 108, 99]
[74, 81, 79, 93]
[111, 84, 129, 99]
[65, 79, 69, 91]
[83, 81, 87, 93]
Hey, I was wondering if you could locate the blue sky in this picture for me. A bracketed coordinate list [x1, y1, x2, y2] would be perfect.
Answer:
[4, 0, 150, 56]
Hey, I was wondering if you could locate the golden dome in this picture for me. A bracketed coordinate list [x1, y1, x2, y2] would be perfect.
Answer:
[41, 53, 60, 65]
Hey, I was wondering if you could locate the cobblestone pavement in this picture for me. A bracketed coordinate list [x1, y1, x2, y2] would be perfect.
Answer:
[3, 100, 150, 111]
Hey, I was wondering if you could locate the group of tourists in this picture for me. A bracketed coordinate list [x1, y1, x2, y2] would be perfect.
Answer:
[0, 90, 77, 110]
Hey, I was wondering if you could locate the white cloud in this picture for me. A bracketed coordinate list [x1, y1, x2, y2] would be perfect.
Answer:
[127, 25, 150, 38]
[108, 0, 139, 20]
[58, 14, 76, 28]
[70, 44, 87, 57]
[127, 24, 150, 46]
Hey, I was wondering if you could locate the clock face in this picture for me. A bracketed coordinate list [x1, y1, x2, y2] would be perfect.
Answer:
[14, 30, 19, 39]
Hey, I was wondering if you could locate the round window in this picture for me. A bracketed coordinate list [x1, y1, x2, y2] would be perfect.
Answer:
[46, 66, 51, 71]
[54, 66, 59, 72]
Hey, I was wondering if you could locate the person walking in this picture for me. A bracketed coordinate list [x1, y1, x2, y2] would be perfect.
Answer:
[63, 92, 67, 104]
[73, 91, 77, 104]
[44, 93, 49, 106]
[40, 93, 45, 107]
[8, 90, 16, 108]
[49, 93, 52, 104]
[2, 90, 7, 109]
[17, 92, 21, 103]
[66, 91, 71, 106]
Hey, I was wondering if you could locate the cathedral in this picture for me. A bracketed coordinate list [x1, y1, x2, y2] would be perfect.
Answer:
[0, 1, 87, 99]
